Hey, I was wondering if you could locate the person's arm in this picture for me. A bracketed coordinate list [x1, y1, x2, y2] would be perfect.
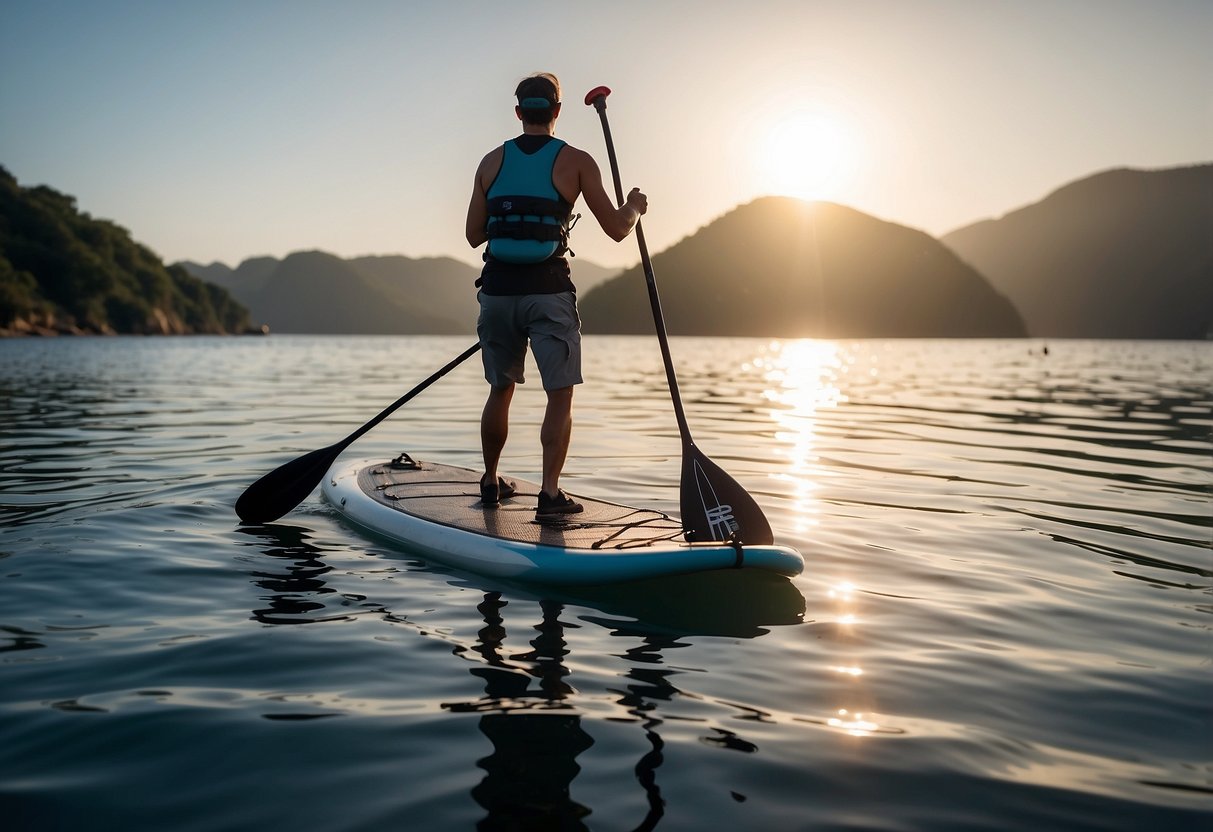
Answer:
[573, 150, 647, 242]
[465, 149, 502, 248]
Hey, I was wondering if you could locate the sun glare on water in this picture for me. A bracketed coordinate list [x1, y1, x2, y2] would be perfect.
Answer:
[754, 110, 857, 203]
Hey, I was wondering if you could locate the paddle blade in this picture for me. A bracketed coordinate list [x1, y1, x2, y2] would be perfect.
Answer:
[680, 447, 775, 545]
[234, 444, 343, 524]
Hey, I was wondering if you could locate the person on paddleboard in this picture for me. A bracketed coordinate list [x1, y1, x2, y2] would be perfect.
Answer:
[466, 72, 647, 520]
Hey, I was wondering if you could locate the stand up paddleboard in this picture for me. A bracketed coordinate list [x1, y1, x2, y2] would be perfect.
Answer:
[322, 454, 804, 585]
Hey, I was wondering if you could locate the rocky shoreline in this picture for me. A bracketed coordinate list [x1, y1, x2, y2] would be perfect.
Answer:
[1, 315, 269, 337]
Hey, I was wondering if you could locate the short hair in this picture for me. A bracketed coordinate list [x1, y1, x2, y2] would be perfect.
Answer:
[515, 72, 561, 126]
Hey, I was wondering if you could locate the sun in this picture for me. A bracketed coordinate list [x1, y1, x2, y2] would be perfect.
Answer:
[754, 110, 856, 203]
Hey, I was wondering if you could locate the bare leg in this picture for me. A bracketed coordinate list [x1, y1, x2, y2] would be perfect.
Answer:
[540, 385, 574, 497]
[481, 383, 514, 484]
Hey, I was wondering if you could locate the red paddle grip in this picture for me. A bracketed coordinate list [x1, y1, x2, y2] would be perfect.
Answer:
[584, 86, 611, 107]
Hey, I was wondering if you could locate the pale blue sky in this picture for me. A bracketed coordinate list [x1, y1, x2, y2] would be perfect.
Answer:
[2, 0, 1209, 269]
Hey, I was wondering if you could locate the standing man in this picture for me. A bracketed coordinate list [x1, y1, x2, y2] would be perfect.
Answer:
[466, 72, 647, 519]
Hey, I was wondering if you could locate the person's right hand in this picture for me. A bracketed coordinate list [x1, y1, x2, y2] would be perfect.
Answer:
[626, 187, 648, 216]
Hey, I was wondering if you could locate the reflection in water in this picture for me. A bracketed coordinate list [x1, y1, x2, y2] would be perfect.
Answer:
[0, 624, 45, 654]
[237, 540, 634, 826]
[825, 579, 882, 738]
[445, 596, 685, 831]
[616, 637, 684, 831]
[567, 569, 806, 639]
[238, 531, 803, 828]
[238, 525, 350, 625]
[756, 340, 844, 535]
[448, 595, 594, 830]
[827, 709, 881, 736]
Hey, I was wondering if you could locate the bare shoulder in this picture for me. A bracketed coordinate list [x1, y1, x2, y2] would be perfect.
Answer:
[553, 144, 601, 190]
[556, 144, 596, 169]
[476, 145, 505, 188]
[479, 144, 505, 167]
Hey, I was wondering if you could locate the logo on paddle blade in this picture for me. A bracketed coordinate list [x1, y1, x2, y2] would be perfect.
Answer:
[705, 503, 739, 539]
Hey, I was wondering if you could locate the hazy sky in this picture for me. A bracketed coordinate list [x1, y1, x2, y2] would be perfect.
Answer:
[2, 1, 1209, 270]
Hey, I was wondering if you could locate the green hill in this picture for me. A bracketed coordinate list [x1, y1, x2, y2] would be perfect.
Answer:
[0, 166, 249, 336]
[941, 164, 1213, 339]
[579, 198, 1026, 337]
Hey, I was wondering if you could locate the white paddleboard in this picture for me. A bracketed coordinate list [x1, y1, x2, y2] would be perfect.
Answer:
[322, 455, 804, 585]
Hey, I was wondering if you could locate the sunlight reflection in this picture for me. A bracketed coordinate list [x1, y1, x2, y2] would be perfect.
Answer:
[757, 340, 846, 534]
[825, 578, 877, 738]
[827, 581, 855, 601]
[827, 708, 880, 737]
[829, 579, 859, 628]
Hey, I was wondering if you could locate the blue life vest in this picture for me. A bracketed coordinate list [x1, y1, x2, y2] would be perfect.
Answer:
[485, 138, 575, 264]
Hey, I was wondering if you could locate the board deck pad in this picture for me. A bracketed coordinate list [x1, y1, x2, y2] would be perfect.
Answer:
[357, 457, 688, 551]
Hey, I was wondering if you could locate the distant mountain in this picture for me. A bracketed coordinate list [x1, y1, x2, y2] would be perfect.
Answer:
[349, 254, 481, 331]
[569, 258, 622, 293]
[182, 253, 472, 333]
[180, 252, 622, 335]
[579, 198, 1026, 337]
[0, 166, 249, 336]
[941, 165, 1213, 339]
[183, 256, 279, 297]
[266, 251, 466, 334]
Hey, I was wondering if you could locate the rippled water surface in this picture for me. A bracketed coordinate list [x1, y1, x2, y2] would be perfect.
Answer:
[1, 335, 1210, 831]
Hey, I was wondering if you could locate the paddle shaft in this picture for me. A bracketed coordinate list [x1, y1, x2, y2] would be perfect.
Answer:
[234, 341, 481, 523]
[588, 96, 694, 446]
[585, 88, 775, 545]
[340, 341, 481, 448]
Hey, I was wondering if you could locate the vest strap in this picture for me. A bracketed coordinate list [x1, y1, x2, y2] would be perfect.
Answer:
[486, 195, 571, 221]
[487, 220, 565, 243]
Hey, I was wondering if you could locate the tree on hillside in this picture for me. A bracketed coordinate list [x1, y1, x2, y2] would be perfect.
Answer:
[0, 165, 250, 334]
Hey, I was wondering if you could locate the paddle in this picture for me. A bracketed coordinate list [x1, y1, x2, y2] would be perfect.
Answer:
[234, 342, 482, 524]
[585, 86, 774, 545]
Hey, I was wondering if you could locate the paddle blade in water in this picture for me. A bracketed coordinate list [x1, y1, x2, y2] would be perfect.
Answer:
[234, 444, 342, 524]
[680, 447, 775, 545]
[233, 342, 482, 525]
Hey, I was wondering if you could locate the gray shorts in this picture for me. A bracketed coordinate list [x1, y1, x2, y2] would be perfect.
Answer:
[477, 291, 583, 390]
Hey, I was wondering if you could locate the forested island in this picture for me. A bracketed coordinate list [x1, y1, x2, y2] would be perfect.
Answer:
[1, 166, 249, 336]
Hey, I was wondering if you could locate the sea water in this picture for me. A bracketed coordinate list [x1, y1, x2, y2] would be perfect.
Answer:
[1, 335, 1209, 831]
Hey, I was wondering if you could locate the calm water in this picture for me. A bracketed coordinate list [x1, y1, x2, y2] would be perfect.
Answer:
[1, 335, 1209, 831]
